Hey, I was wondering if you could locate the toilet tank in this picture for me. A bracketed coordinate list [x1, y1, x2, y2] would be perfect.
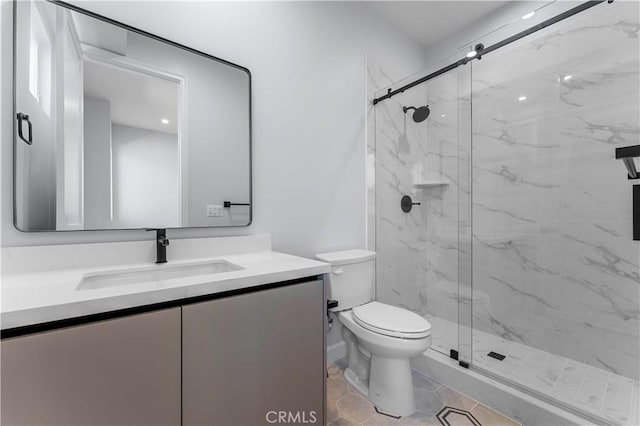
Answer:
[315, 250, 376, 311]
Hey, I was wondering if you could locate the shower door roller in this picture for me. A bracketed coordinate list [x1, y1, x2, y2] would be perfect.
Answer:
[401, 195, 420, 213]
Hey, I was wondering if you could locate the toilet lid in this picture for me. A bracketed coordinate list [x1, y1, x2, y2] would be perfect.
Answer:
[352, 302, 431, 339]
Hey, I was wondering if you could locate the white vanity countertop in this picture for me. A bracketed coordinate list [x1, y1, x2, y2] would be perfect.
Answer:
[1, 250, 330, 330]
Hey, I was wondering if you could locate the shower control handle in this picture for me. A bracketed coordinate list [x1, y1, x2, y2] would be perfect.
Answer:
[401, 195, 420, 213]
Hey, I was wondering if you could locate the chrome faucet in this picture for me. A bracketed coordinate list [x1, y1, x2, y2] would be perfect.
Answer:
[147, 228, 170, 263]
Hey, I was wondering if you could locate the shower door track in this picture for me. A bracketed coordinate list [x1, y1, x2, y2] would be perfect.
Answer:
[373, 0, 612, 105]
[471, 364, 618, 426]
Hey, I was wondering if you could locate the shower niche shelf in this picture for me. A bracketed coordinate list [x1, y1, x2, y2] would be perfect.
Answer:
[414, 180, 449, 189]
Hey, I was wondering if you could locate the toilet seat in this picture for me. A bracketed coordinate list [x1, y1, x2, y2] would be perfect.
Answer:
[352, 301, 431, 339]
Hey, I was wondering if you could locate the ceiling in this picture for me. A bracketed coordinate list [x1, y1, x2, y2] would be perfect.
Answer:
[71, 12, 178, 134]
[365, 1, 511, 49]
[84, 60, 179, 134]
[72, 11, 128, 55]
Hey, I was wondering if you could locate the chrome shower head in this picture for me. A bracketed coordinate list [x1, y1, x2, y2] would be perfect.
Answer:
[403, 105, 430, 123]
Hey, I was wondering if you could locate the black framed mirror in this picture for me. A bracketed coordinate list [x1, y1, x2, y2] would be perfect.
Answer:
[13, 0, 251, 231]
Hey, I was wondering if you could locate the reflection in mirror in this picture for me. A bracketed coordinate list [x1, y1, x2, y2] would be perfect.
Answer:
[14, 0, 251, 231]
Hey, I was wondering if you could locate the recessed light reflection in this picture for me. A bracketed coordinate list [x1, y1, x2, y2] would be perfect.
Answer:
[441, 113, 446, 118]
[563, 75, 573, 81]
[161, 119, 169, 124]
[466, 50, 477, 58]
[521, 11, 535, 20]
[518, 95, 527, 102]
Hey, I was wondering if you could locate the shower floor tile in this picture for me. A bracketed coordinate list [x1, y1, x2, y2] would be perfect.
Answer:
[424, 314, 639, 426]
[327, 358, 520, 426]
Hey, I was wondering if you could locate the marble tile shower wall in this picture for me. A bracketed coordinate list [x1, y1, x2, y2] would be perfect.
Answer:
[471, 2, 639, 380]
[367, 55, 397, 254]
[373, 68, 464, 335]
[371, 1, 639, 381]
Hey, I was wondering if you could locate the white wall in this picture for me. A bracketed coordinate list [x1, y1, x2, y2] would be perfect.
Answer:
[1, 1, 429, 258]
[124, 31, 251, 227]
[83, 96, 112, 229]
[111, 124, 179, 229]
[422, 1, 583, 70]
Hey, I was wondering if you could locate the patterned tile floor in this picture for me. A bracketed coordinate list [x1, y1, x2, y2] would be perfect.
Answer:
[426, 315, 640, 426]
[327, 358, 521, 426]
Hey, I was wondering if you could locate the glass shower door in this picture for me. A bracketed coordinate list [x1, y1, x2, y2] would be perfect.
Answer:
[373, 62, 472, 360]
[468, 2, 640, 424]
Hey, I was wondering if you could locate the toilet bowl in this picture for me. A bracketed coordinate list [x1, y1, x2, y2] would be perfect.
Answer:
[316, 250, 432, 417]
[339, 304, 432, 416]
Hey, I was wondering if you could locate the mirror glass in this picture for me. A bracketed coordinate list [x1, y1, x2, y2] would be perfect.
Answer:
[13, 0, 251, 231]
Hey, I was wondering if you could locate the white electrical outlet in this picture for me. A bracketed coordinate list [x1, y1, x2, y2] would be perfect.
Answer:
[206, 205, 223, 217]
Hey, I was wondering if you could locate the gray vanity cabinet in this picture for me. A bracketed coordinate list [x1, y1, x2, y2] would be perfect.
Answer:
[0, 308, 181, 426]
[182, 280, 326, 426]
[1, 279, 325, 426]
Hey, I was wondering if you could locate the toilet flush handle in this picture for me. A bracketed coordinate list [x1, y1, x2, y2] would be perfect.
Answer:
[333, 267, 344, 276]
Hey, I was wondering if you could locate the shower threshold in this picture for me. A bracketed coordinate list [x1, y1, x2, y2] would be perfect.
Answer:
[423, 315, 639, 426]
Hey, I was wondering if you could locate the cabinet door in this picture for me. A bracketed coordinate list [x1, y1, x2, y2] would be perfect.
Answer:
[1, 308, 181, 426]
[183, 280, 325, 426]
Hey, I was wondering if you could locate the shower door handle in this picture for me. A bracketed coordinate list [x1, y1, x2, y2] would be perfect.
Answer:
[634, 185, 639, 241]
[16, 113, 32, 145]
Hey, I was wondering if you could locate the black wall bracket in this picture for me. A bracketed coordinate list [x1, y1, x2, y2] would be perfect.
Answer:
[615, 146, 640, 241]
[615, 145, 640, 180]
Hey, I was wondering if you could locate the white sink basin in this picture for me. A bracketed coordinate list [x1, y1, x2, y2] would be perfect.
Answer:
[77, 260, 243, 291]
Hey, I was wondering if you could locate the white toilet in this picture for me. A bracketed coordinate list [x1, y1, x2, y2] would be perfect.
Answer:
[316, 250, 432, 417]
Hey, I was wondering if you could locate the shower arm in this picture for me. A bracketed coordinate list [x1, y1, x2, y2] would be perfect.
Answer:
[615, 145, 640, 180]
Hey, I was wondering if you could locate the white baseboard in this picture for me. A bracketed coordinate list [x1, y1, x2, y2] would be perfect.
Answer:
[327, 341, 346, 363]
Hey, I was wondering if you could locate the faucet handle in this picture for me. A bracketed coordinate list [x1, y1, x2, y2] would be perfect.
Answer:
[147, 228, 169, 264]
[147, 228, 170, 246]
